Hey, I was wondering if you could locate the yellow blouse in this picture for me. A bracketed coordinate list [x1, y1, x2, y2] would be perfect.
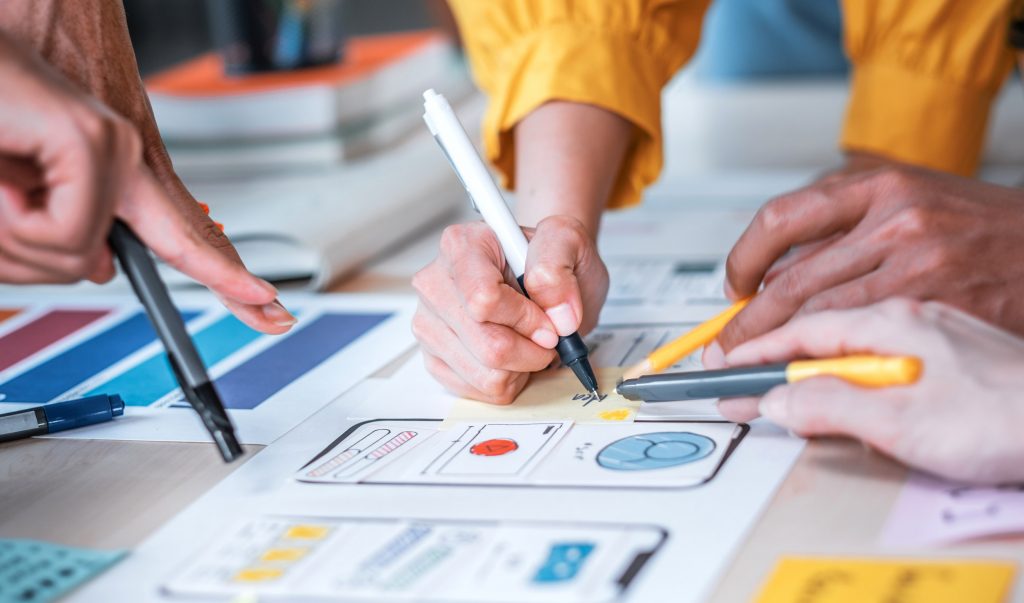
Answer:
[448, 0, 1017, 209]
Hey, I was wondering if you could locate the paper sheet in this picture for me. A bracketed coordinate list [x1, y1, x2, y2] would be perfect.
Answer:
[0, 292, 415, 444]
[597, 208, 754, 261]
[604, 258, 727, 306]
[162, 516, 665, 603]
[68, 379, 805, 603]
[297, 419, 744, 488]
[0, 539, 126, 603]
[586, 308, 726, 421]
[881, 472, 1024, 548]
[444, 368, 641, 425]
[344, 351, 455, 420]
[585, 322, 704, 370]
[754, 557, 1016, 603]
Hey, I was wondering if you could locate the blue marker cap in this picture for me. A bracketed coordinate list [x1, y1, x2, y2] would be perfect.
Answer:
[40, 394, 125, 434]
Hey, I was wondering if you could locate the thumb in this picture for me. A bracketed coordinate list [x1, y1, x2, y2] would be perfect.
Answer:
[758, 376, 903, 449]
[522, 216, 600, 336]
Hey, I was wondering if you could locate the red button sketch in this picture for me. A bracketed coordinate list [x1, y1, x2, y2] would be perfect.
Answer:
[470, 438, 519, 456]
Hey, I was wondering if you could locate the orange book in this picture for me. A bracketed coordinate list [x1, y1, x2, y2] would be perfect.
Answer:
[147, 30, 459, 142]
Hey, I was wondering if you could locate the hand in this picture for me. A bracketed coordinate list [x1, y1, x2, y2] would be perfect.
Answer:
[718, 298, 1024, 485]
[412, 216, 609, 404]
[713, 163, 1024, 357]
[0, 34, 295, 333]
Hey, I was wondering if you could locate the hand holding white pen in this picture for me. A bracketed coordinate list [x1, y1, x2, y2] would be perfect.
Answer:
[412, 90, 607, 404]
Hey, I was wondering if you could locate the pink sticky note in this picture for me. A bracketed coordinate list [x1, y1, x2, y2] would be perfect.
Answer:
[881, 472, 1024, 548]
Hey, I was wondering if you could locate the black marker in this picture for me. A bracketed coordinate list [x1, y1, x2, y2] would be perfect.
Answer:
[109, 220, 243, 462]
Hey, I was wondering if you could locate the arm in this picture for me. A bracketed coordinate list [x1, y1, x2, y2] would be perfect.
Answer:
[513, 101, 631, 236]
[839, 0, 1016, 175]
[0, 0, 295, 332]
[412, 0, 711, 402]
[0, 0, 183, 190]
[709, 1, 1019, 356]
[0, 32, 277, 309]
[0, 2, 296, 332]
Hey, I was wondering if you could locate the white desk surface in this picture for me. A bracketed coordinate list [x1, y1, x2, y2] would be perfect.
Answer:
[2, 205, 1023, 602]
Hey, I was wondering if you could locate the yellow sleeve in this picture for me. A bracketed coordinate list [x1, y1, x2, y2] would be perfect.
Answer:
[447, 0, 711, 209]
[840, 1, 1017, 176]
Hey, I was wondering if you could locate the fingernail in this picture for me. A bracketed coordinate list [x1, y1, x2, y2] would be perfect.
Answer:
[545, 303, 578, 336]
[262, 299, 297, 327]
[758, 397, 786, 422]
[702, 341, 725, 369]
[530, 328, 558, 349]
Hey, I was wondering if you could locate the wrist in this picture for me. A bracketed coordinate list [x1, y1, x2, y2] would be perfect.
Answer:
[513, 101, 630, 236]
[515, 192, 604, 239]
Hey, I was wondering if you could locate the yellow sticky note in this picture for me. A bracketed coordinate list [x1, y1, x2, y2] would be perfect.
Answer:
[234, 567, 284, 583]
[444, 368, 638, 426]
[261, 547, 308, 562]
[755, 557, 1016, 603]
[283, 524, 330, 541]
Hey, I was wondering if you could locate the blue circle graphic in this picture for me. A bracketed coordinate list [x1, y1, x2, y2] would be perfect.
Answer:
[596, 432, 716, 471]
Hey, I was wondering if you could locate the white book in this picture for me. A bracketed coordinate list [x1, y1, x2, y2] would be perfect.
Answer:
[164, 60, 474, 179]
[148, 32, 459, 142]
[173, 94, 487, 290]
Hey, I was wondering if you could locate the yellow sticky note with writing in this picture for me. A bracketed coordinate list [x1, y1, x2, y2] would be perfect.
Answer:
[755, 557, 1016, 603]
[444, 368, 638, 427]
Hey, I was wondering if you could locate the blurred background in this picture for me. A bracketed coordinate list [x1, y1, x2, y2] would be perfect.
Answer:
[125, 0, 439, 75]
[121, 0, 1024, 292]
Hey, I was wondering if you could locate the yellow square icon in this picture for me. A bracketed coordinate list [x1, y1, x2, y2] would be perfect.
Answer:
[233, 567, 285, 583]
[284, 524, 330, 541]
[261, 547, 308, 563]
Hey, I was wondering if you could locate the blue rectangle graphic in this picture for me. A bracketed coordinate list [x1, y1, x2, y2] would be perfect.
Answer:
[0, 311, 200, 403]
[89, 314, 263, 406]
[215, 313, 390, 410]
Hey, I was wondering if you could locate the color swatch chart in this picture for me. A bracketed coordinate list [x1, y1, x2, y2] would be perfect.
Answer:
[0, 303, 387, 410]
[0, 293, 417, 444]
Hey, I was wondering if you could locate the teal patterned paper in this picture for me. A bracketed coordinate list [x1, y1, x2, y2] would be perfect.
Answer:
[0, 539, 126, 603]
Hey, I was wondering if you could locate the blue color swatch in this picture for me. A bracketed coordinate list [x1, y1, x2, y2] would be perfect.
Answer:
[88, 314, 263, 406]
[215, 313, 390, 409]
[533, 542, 596, 584]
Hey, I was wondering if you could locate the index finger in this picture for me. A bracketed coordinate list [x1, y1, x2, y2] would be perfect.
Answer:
[446, 230, 558, 348]
[725, 179, 873, 299]
[117, 169, 279, 308]
[722, 301, 923, 367]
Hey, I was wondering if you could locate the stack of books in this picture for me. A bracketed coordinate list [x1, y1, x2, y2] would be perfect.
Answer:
[144, 30, 479, 289]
